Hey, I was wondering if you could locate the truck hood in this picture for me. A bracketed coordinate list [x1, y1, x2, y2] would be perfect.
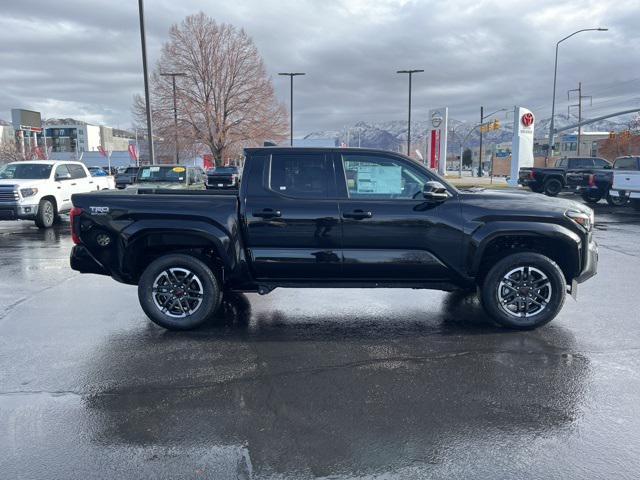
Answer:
[459, 188, 592, 216]
[0, 179, 46, 189]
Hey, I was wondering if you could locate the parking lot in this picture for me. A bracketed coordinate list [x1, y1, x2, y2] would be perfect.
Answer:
[1, 198, 640, 479]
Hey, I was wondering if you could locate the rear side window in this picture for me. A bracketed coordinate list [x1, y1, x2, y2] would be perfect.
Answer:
[614, 157, 639, 170]
[67, 164, 87, 178]
[555, 159, 567, 168]
[269, 154, 329, 198]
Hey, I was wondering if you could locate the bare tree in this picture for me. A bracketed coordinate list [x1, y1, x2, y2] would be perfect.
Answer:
[133, 12, 288, 165]
[0, 142, 22, 165]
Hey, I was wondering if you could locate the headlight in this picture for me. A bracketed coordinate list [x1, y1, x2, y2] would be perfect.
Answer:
[566, 209, 594, 232]
[20, 188, 38, 198]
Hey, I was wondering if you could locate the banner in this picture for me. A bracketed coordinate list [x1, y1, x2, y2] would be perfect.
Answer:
[127, 144, 138, 162]
[98, 146, 107, 157]
[508, 106, 535, 186]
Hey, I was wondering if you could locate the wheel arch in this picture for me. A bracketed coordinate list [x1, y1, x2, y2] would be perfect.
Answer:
[470, 224, 582, 284]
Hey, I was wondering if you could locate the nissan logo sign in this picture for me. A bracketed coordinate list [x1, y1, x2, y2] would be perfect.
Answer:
[521, 112, 534, 127]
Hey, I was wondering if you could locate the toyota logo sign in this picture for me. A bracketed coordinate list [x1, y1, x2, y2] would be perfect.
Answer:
[431, 111, 443, 128]
[521, 112, 534, 127]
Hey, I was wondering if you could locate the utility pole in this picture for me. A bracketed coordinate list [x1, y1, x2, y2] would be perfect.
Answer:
[137, 0, 155, 165]
[278, 72, 305, 146]
[397, 69, 424, 156]
[568, 82, 592, 156]
[160, 72, 187, 163]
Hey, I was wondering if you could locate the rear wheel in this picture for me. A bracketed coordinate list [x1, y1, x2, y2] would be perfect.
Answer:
[544, 178, 563, 197]
[581, 190, 603, 204]
[480, 252, 566, 329]
[138, 254, 222, 330]
[529, 184, 544, 193]
[606, 190, 629, 206]
[35, 198, 56, 228]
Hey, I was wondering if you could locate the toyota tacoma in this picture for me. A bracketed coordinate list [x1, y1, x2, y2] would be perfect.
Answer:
[70, 147, 598, 330]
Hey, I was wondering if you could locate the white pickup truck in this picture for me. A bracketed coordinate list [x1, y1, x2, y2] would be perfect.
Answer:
[0, 160, 114, 228]
[610, 156, 640, 211]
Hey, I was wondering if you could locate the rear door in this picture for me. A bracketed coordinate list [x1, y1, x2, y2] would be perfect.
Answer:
[336, 152, 458, 281]
[53, 164, 74, 211]
[67, 163, 94, 193]
[613, 157, 640, 194]
[243, 151, 342, 280]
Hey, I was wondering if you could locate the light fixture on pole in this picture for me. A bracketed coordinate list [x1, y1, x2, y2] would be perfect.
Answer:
[160, 72, 187, 164]
[137, 0, 155, 165]
[548, 27, 608, 163]
[397, 69, 424, 156]
[278, 72, 306, 146]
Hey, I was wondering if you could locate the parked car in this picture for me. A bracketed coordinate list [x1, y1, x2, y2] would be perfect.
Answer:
[0, 160, 113, 228]
[126, 165, 207, 191]
[115, 166, 140, 189]
[206, 165, 241, 189]
[518, 157, 611, 196]
[70, 147, 598, 331]
[88, 166, 108, 177]
[565, 160, 627, 206]
[610, 156, 640, 211]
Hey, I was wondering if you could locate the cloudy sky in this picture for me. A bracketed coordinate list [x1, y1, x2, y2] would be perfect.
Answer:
[1, 0, 639, 135]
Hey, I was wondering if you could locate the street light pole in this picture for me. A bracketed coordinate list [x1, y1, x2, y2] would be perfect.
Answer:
[397, 69, 424, 156]
[278, 72, 306, 146]
[160, 72, 187, 164]
[548, 27, 608, 164]
[137, 0, 155, 165]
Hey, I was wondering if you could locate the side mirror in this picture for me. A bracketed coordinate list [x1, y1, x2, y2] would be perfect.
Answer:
[422, 181, 449, 202]
[55, 172, 72, 181]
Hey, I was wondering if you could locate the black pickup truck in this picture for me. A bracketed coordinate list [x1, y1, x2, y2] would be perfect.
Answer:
[518, 157, 611, 196]
[70, 147, 598, 331]
[566, 166, 628, 206]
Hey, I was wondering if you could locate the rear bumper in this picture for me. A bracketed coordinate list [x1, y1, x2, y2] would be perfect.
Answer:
[70, 245, 108, 276]
[576, 238, 598, 284]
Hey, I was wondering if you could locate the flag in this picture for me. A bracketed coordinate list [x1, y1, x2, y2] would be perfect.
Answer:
[127, 144, 138, 162]
[98, 146, 107, 157]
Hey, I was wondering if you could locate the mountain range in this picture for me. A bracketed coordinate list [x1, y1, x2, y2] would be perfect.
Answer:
[304, 114, 632, 154]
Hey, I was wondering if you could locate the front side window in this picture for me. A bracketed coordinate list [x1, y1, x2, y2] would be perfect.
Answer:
[54, 164, 71, 180]
[269, 154, 329, 198]
[342, 154, 429, 200]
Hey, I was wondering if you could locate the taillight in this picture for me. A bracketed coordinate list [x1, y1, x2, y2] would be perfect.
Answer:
[530, 170, 536, 179]
[588, 174, 596, 187]
[70, 207, 83, 245]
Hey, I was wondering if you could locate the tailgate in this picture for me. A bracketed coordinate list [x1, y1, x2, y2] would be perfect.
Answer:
[566, 170, 590, 187]
[518, 168, 533, 180]
[613, 170, 640, 193]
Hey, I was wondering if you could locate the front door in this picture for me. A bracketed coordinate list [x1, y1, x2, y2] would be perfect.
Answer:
[53, 164, 74, 211]
[336, 152, 457, 281]
[243, 151, 342, 280]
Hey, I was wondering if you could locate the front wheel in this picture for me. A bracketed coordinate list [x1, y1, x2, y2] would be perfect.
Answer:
[480, 252, 566, 329]
[138, 254, 222, 330]
[35, 198, 56, 228]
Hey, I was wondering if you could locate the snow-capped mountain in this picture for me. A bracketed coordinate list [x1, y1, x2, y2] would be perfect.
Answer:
[304, 114, 631, 154]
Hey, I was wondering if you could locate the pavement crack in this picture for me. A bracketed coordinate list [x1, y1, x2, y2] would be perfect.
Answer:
[0, 274, 78, 321]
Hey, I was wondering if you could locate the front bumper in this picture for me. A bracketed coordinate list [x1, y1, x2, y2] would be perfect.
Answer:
[576, 238, 598, 283]
[0, 203, 39, 220]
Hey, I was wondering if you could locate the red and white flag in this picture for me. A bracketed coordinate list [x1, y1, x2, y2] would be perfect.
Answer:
[98, 146, 107, 157]
[127, 144, 138, 162]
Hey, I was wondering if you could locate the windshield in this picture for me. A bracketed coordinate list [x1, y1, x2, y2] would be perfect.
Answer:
[210, 167, 238, 174]
[137, 166, 187, 183]
[0, 163, 53, 180]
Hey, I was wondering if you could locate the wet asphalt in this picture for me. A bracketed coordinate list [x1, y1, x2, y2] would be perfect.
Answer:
[1, 198, 640, 479]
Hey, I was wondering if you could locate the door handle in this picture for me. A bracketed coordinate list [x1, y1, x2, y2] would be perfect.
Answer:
[89, 181, 94, 184]
[343, 209, 372, 220]
[253, 208, 281, 219]
[71, 183, 77, 186]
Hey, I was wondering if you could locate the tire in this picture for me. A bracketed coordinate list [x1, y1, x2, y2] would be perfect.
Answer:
[480, 252, 566, 330]
[543, 178, 563, 197]
[35, 198, 56, 228]
[529, 184, 544, 193]
[606, 190, 629, 206]
[581, 190, 603, 204]
[138, 253, 222, 330]
[631, 199, 640, 212]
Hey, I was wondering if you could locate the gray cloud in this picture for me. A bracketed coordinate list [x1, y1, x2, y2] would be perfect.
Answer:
[1, 0, 639, 134]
